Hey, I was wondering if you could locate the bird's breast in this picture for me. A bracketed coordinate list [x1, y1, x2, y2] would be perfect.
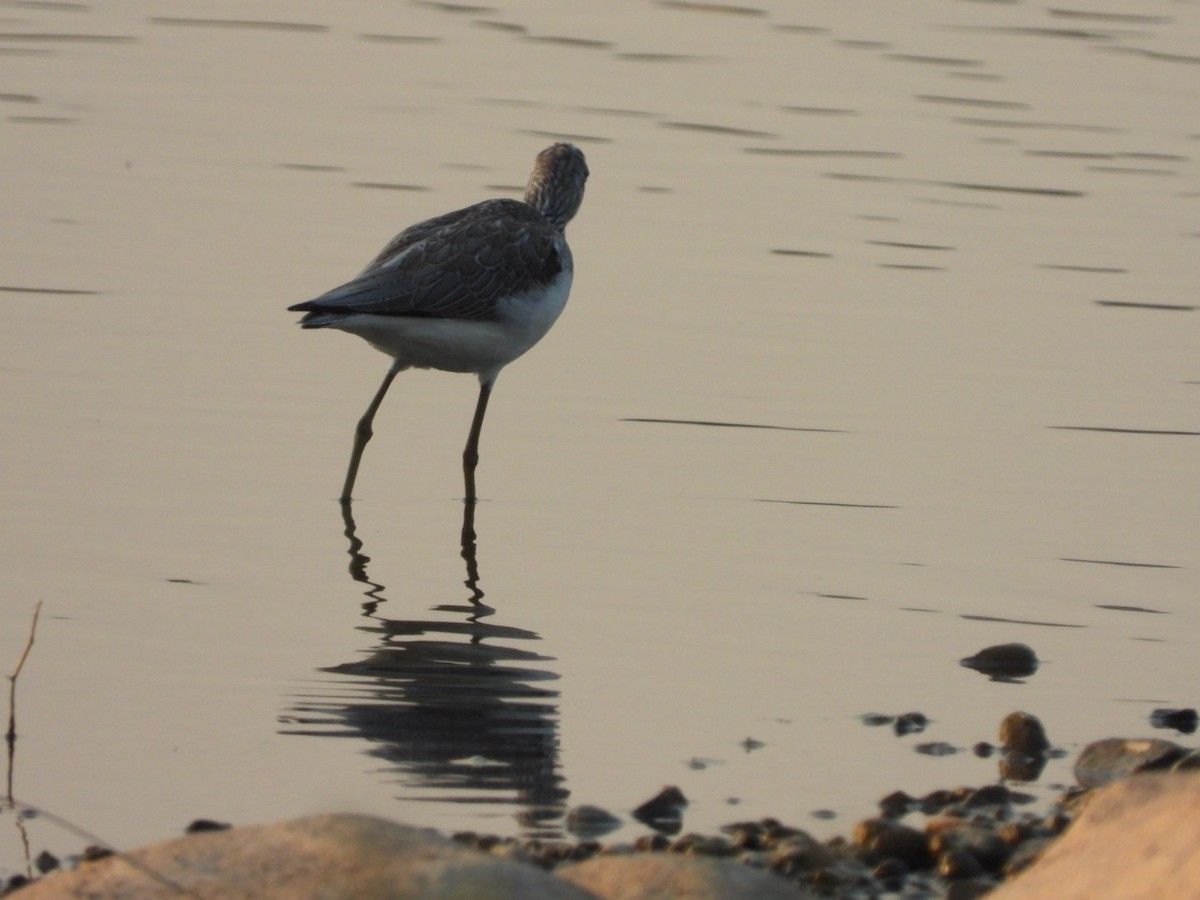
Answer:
[495, 264, 572, 332]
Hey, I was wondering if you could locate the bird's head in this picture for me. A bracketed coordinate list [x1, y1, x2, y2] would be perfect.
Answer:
[525, 143, 589, 230]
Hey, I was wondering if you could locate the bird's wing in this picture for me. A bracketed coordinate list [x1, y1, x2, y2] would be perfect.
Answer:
[291, 199, 563, 322]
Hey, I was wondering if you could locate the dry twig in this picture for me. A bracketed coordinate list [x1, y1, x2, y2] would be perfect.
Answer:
[6, 601, 42, 803]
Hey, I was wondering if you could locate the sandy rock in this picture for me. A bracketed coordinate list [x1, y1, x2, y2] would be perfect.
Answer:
[558, 852, 807, 899]
[13, 813, 595, 899]
[989, 771, 1200, 899]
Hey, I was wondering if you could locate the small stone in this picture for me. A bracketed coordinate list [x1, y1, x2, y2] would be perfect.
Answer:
[960, 643, 1039, 679]
[915, 741, 959, 757]
[633, 832, 671, 852]
[185, 819, 231, 834]
[860, 712, 894, 727]
[632, 785, 688, 831]
[894, 712, 928, 736]
[878, 789, 916, 818]
[993, 822, 1028, 847]
[938, 847, 985, 879]
[929, 823, 1011, 872]
[768, 832, 834, 874]
[673, 834, 734, 857]
[1150, 707, 1198, 734]
[668, 833, 703, 854]
[852, 818, 934, 869]
[919, 789, 959, 814]
[925, 816, 964, 838]
[473, 834, 500, 852]
[809, 858, 877, 893]
[719, 819, 761, 836]
[1007, 788, 1037, 805]
[4, 875, 29, 892]
[965, 784, 1012, 808]
[760, 821, 804, 848]
[999, 711, 1050, 756]
[565, 804, 622, 839]
[728, 828, 762, 851]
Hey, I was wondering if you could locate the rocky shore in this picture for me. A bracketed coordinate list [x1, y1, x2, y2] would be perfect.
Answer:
[6, 714, 1200, 899]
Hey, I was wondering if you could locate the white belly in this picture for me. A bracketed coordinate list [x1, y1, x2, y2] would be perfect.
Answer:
[330, 270, 572, 382]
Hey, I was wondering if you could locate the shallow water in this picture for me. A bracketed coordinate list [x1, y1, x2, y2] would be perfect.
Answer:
[1, 0, 1197, 868]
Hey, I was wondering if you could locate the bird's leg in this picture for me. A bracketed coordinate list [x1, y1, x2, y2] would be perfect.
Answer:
[462, 378, 494, 504]
[341, 361, 404, 503]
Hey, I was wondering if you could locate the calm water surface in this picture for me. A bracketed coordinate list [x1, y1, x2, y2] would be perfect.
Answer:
[1, 0, 1197, 868]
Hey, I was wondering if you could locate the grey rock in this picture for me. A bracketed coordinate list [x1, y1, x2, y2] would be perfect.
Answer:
[1073, 737, 1186, 789]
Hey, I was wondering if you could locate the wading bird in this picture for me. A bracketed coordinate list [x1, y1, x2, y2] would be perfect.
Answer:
[289, 143, 588, 503]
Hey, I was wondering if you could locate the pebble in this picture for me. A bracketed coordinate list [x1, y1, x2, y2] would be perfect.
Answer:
[564, 804, 622, 839]
[1149, 707, 1198, 734]
[894, 711, 929, 736]
[631, 785, 687, 831]
[915, 741, 959, 757]
[960, 643, 1039, 679]
[927, 821, 1011, 871]
[852, 818, 934, 869]
[768, 832, 835, 874]
[998, 711, 1051, 756]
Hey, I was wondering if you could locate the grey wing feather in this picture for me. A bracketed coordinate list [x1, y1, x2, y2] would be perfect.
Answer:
[291, 199, 562, 322]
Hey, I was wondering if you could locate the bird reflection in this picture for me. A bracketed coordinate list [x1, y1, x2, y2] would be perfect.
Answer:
[281, 501, 568, 837]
